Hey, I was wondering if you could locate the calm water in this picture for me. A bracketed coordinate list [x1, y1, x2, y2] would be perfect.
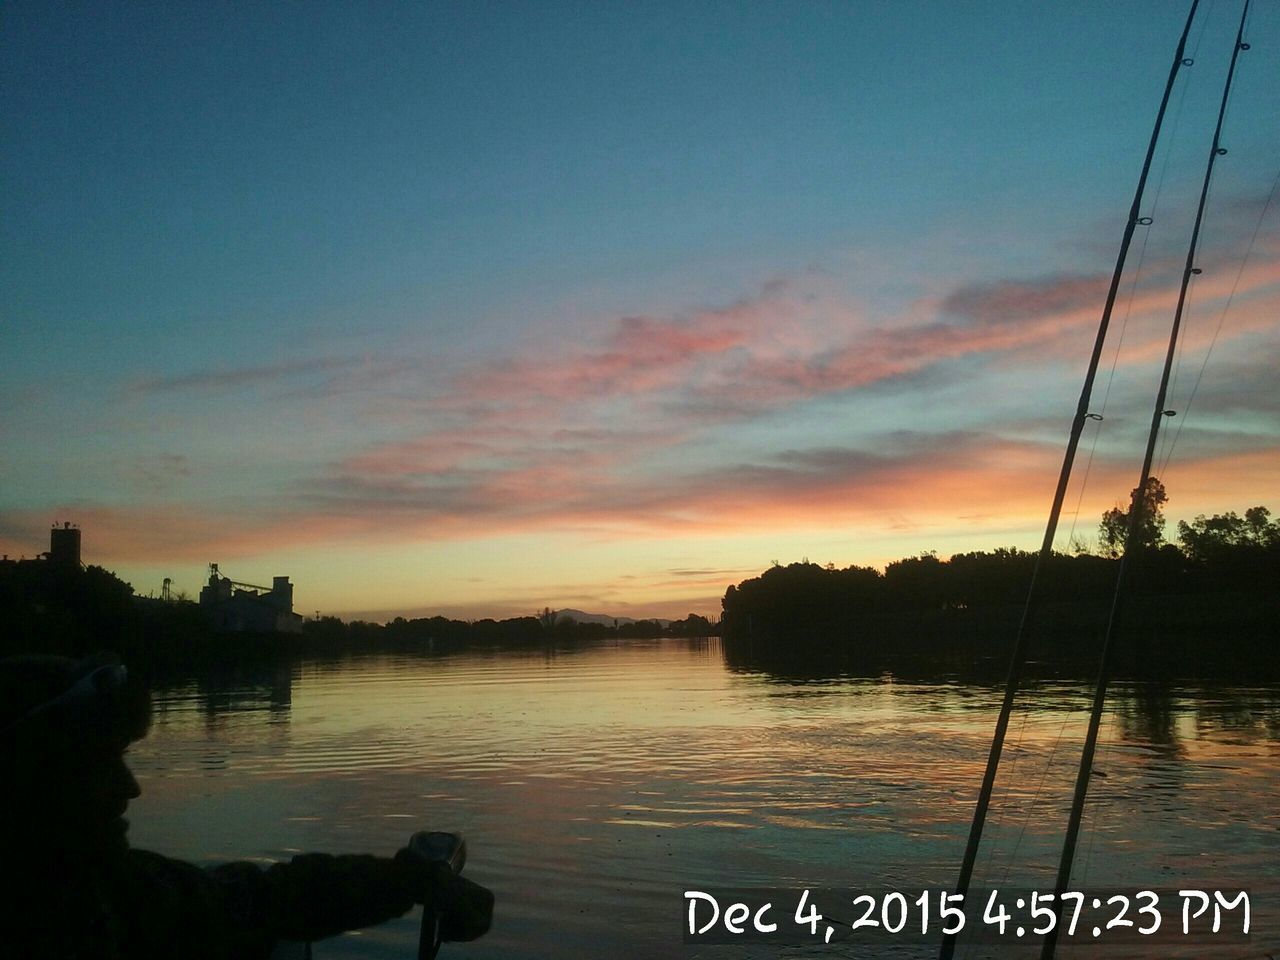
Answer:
[126, 639, 1280, 959]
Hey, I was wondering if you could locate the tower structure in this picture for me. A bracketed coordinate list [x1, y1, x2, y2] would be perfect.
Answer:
[49, 522, 81, 567]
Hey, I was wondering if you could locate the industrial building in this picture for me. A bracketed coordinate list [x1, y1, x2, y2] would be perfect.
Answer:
[1, 522, 83, 568]
[1, 523, 306, 637]
[199, 563, 303, 633]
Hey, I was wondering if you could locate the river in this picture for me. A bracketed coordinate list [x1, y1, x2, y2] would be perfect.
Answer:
[125, 638, 1279, 959]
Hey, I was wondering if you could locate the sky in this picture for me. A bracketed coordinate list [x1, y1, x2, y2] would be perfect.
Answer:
[3, 1, 1278, 622]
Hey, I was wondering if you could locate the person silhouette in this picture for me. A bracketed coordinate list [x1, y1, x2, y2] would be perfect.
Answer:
[0, 653, 493, 959]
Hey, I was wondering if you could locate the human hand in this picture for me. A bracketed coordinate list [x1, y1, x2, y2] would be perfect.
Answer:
[394, 847, 494, 941]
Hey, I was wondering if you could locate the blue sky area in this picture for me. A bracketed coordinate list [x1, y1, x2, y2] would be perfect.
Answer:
[3, 1, 1278, 619]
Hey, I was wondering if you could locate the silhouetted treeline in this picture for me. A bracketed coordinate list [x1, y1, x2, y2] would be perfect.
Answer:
[2, 560, 205, 661]
[0, 558, 716, 674]
[0, 559, 309, 679]
[720, 518, 1280, 675]
[302, 610, 717, 653]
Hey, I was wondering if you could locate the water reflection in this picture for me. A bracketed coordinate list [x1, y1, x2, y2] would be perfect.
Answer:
[1112, 680, 1182, 755]
[151, 658, 297, 724]
[723, 640, 1280, 750]
[126, 639, 1279, 960]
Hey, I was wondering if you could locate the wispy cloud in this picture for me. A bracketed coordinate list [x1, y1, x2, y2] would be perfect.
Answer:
[121, 356, 369, 397]
[301, 249, 1275, 544]
[123, 453, 192, 496]
[0, 503, 362, 565]
[291, 430, 1065, 543]
[940, 272, 1112, 326]
[25, 246, 1277, 588]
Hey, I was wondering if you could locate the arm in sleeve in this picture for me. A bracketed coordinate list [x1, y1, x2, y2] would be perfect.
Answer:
[118, 849, 419, 957]
[241, 852, 419, 942]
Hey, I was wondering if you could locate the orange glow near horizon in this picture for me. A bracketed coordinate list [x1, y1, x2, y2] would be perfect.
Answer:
[5, 435, 1276, 622]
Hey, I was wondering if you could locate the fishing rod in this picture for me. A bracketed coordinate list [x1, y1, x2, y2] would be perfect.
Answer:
[938, 3, 1202, 957]
[1038, 3, 1253, 958]
[289, 831, 468, 960]
[411, 831, 469, 960]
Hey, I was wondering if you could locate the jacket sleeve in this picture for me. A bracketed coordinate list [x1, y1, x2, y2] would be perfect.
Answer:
[119, 849, 419, 958]
[236, 852, 419, 941]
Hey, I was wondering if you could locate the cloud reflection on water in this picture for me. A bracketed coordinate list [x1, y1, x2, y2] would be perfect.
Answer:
[128, 641, 1279, 959]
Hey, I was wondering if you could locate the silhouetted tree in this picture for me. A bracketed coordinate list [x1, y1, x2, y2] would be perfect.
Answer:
[669, 613, 714, 637]
[884, 552, 949, 610]
[947, 547, 1037, 608]
[1178, 506, 1279, 562]
[1099, 476, 1168, 557]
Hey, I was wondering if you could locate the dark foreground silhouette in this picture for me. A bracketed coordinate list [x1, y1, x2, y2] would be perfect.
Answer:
[0, 555, 715, 671]
[1, 503, 1273, 678]
[720, 507, 1280, 678]
[0, 653, 494, 960]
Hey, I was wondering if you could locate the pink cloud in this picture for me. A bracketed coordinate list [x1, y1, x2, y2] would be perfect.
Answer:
[0, 505, 355, 567]
[939, 272, 1113, 326]
[16, 248, 1277, 583]
[322, 249, 1280, 511]
[8, 431, 1275, 588]
[272, 258, 1280, 550]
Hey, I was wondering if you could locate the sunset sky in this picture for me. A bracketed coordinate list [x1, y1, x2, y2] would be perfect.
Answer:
[3, 1, 1278, 621]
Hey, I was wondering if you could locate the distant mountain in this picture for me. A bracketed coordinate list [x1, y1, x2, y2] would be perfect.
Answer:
[555, 608, 672, 627]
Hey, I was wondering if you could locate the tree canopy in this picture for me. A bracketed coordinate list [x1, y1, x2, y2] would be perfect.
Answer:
[1099, 476, 1168, 556]
[721, 488, 1277, 652]
[1178, 506, 1279, 561]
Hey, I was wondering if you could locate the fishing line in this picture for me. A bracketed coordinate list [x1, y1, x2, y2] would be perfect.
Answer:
[991, 700, 1083, 889]
[1076, 701, 1124, 892]
[1061, 12, 1207, 553]
[1062, 228, 1145, 553]
[1158, 267, 1203, 471]
[964, 698, 1078, 959]
[1161, 0, 1264, 475]
[972, 701, 1033, 881]
[1048, 14, 1217, 890]
[1162, 89, 1235, 466]
[1141, 0, 1216, 230]
[1160, 161, 1280, 477]
[973, 676, 1102, 895]
[939, 8, 1206, 957]
[1061, 230, 1146, 552]
[1103, 0, 1213, 415]
[1039, 5, 1252, 955]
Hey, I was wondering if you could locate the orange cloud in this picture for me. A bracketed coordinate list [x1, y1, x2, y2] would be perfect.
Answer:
[11, 250, 1276, 594]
